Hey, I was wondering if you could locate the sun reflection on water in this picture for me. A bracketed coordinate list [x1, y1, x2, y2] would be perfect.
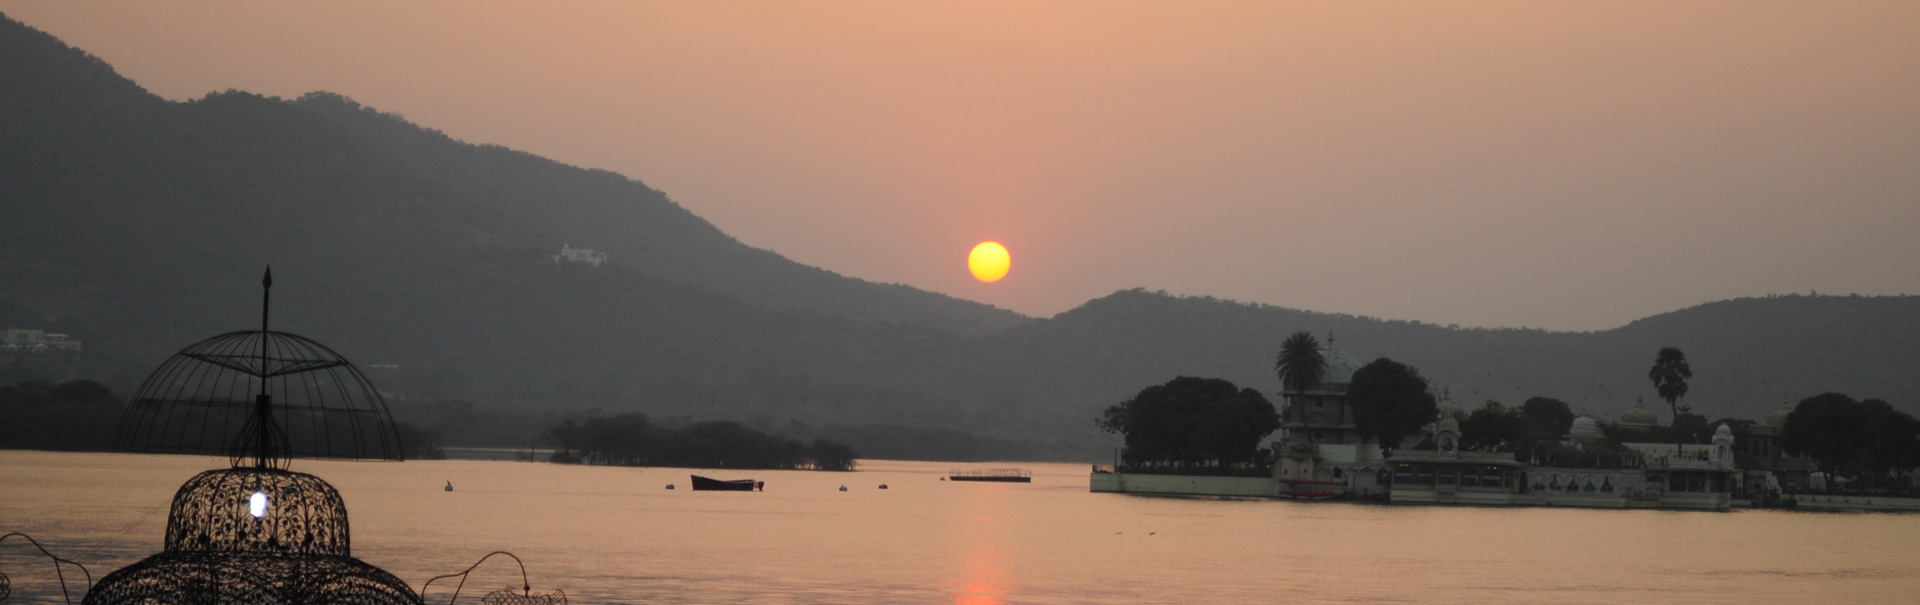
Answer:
[949, 483, 1013, 604]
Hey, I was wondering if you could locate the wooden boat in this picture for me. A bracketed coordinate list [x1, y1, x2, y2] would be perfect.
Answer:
[948, 468, 1032, 483]
[690, 475, 763, 491]
[1276, 478, 1344, 500]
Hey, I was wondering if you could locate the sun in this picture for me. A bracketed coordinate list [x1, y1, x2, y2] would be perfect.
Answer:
[967, 241, 1010, 283]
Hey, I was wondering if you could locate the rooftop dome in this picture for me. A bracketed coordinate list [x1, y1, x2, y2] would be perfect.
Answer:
[1321, 348, 1363, 386]
[1716, 423, 1734, 437]
[1568, 415, 1601, 439]
[1766, 399, 1794, 427]
[1620, 397, 1659, 427]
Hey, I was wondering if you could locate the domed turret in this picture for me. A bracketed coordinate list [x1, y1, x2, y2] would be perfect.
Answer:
[1320, 348, 1362, 387]
[1436, 390, 1464, 420]
[1619, 396, 1658, 429]
[1568, 415, 1602, 440]
[1433, 414, 1461, 453]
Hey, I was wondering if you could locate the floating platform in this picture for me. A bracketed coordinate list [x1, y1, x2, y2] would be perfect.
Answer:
[949, 468, 1032, 483]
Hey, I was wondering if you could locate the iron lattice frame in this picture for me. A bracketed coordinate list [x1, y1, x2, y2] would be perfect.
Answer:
[82, 552, 418, 605]
[82, 468, 419, 605]
[115, 330, 404, 465]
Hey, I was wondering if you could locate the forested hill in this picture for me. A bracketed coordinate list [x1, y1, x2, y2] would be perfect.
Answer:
[924, 290, 1920, 435]
[0, 13, 1020, 439]
[286, 93, 1029, 335]
[5, 13, 1915, 461]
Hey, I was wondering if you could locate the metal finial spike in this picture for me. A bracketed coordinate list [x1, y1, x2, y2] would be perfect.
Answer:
[263, 266, 273, 289]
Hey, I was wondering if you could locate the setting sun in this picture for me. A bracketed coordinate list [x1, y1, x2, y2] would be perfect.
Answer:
[967, 241, 1010, 283]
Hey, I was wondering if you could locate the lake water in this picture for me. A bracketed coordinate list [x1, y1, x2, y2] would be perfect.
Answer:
[3, 450, 1917, 604]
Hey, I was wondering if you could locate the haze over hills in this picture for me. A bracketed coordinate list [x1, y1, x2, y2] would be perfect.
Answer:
[4, 15, 1916, 460]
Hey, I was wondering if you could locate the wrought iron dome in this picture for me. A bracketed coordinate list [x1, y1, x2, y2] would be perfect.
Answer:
[84, 268, 426, 605]
[114, 269, 402, 467]
[115, 330, 404, 466]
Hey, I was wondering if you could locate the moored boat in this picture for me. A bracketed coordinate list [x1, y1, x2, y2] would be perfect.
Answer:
[1276, 478, 1344, 500]
[690, 475, 763, 491]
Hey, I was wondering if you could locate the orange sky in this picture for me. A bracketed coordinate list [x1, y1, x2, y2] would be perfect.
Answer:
[7, 1, 1918, 330]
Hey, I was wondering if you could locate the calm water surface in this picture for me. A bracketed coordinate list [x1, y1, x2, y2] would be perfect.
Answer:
[3, 451, 1917, 604]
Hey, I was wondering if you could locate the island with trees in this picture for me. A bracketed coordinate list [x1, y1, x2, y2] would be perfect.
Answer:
[1093, 336, 1920, 512]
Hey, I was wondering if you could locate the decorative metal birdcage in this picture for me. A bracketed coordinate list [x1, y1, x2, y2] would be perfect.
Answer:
[114, 328, 404, 468]
[85, 269, 423, 605]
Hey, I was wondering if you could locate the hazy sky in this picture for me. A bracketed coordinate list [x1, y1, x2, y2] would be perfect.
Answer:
[8, 2, 1918, 330]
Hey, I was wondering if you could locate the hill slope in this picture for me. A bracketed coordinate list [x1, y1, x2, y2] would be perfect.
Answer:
[5, 13, 1917, 460]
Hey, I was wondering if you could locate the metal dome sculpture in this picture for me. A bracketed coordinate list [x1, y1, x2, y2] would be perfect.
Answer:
[85, 269, 423, 605]
[115, 271, 402, 467]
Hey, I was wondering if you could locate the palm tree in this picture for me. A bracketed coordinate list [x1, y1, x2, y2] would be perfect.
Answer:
[1647, 346, 1692, 454]
[1274, 331, 1327, 396]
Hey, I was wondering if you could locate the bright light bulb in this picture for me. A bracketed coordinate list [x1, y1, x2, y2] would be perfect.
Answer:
[249, 491, 269, 518]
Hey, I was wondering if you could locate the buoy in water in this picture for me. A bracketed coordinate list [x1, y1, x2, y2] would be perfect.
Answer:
[444, 481, 453, 492]
[878, 484, 888, 490]
[666, 484, 676, 490]
[838, 485, 848, 492]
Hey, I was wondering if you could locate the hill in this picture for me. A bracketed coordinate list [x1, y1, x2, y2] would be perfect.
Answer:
[4, 13, 1917, 460]
[928, 290, 1920, 437]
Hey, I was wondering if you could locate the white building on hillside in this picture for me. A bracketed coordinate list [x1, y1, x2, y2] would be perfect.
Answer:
[553, 244, 608, 267]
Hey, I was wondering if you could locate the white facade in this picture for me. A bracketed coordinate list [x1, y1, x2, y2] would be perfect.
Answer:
[552, 244, 608, 267]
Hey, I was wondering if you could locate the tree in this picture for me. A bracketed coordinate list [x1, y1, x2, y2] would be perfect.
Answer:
[1460, 401, 1527, 452]
[1782, 393, 1864, 493]
[1346, 358, 1438, 456]
[1273, 331, 1326, 395]
[1098, 376, 1279, 470]
[1858, 399, 1920, 486]
[0, 380, 123, 451]
[1647, 347, 1693, 453]
[1518, 397, 1575, 440]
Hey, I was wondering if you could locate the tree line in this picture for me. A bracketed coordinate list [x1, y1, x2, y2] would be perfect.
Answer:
[0, 379, 445, 459]
[544, 412, 857, 471]
[1783, 392, 1920, 492]
[1100, 333, 1920, 488]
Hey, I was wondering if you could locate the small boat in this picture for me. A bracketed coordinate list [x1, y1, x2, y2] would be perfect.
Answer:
[1276, 478, 1344, 500]
[689, 475, 763, 491]
[948, 468, 1032, 483]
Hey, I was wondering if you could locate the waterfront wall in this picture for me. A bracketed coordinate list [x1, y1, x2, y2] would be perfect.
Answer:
[1792, 494, 1920, 512]
[1090, 472, 1275, 498]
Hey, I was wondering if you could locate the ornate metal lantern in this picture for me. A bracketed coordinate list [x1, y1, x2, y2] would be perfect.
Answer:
[85, 269, 422, 605]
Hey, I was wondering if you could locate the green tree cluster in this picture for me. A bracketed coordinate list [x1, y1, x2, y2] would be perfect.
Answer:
[1783, 393, 1920, 492]
[1457, 397, 1577, 452]
[0, 380, 121, 450]
[1346, 358, 1439, 455]
[1098, 376, 1278, 472]
[545, 413, 857, 471]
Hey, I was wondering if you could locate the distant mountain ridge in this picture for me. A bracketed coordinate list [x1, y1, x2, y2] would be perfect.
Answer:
[288, 92, 1030, 335]
[931, 290, 1920, 434]
[4, 13, 1916, 460]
